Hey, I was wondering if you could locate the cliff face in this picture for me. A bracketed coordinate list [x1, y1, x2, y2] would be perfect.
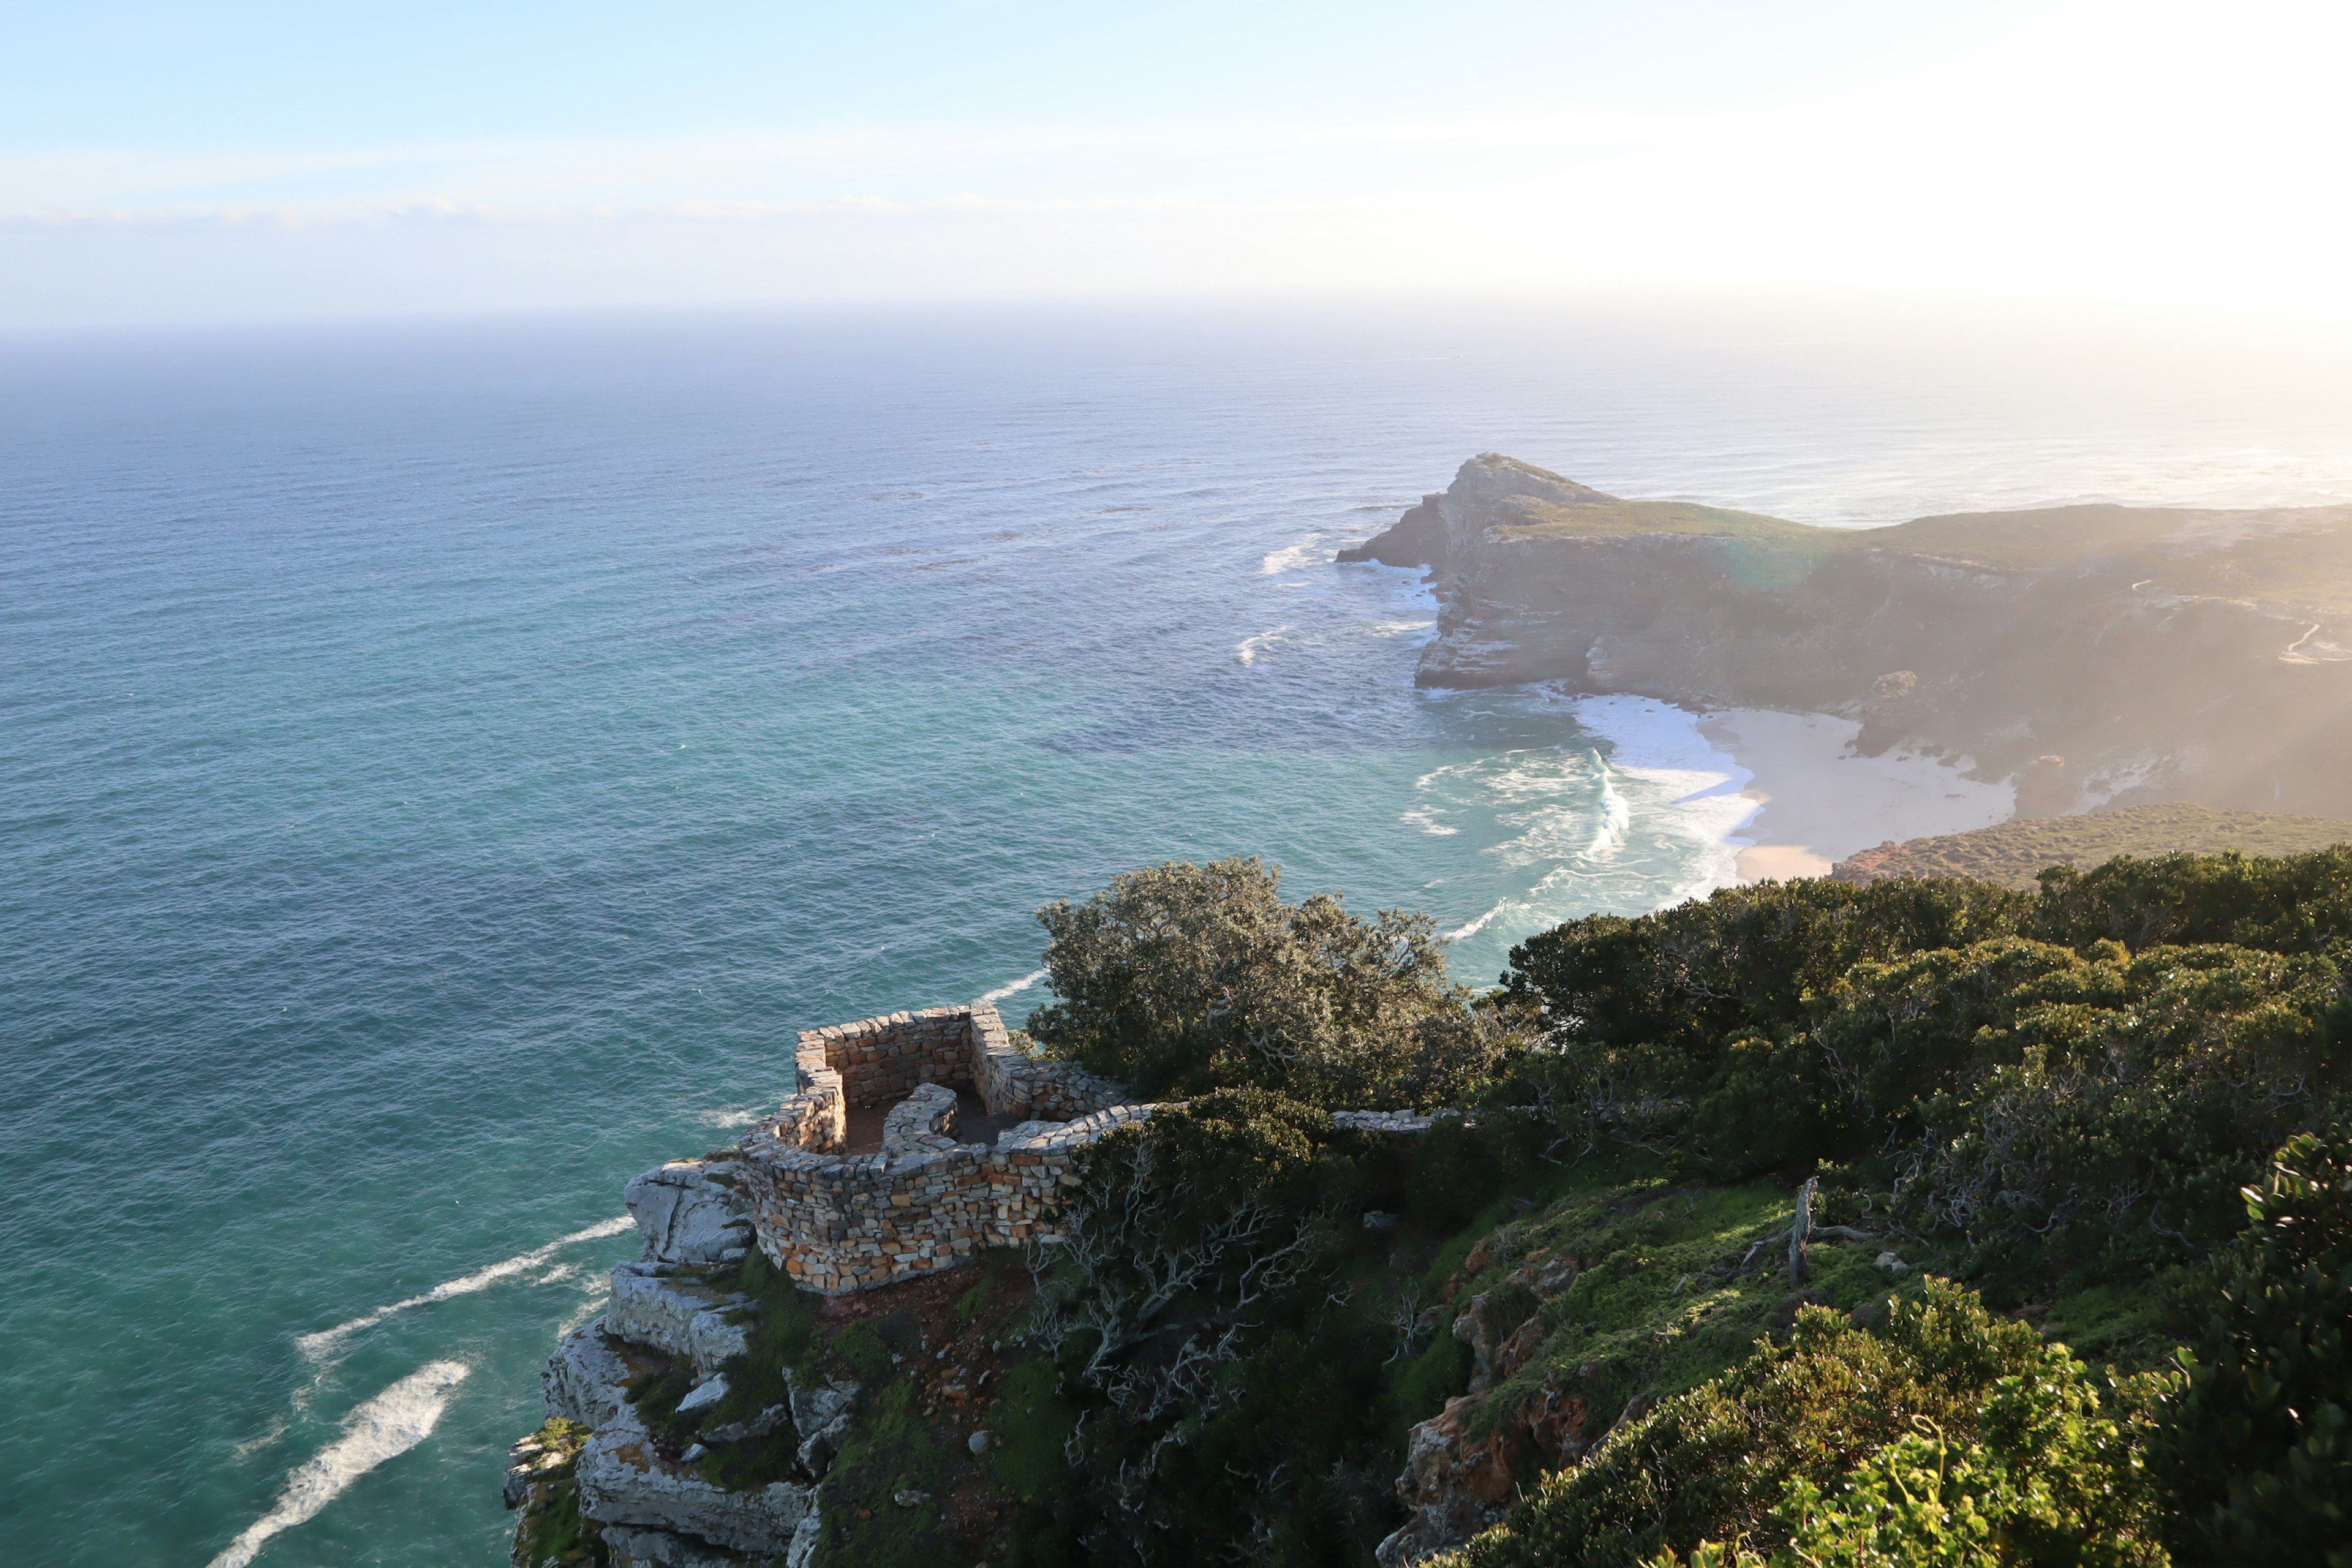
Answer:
[1353, 455, 2352, 816]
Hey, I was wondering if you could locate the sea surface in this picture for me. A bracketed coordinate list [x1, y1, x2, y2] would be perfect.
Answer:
[4, 300, 2350, 1567]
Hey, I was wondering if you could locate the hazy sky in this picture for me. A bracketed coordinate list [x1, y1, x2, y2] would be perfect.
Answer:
[6, 0, 2347, 326]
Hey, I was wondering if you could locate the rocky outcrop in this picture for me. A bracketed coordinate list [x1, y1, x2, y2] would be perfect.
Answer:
[511, 1153, 848, 1568]
[545, 1322, 636, 1431]
[575, 1412, 813, 1556]
[1376, 1248, 1593, 1567]
[604, 1266, 752, 1378]
[627, 1159, 756, 1267]
[1360, 454, 2352, 818]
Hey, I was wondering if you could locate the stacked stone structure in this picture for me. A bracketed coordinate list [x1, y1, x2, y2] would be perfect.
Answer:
[738, 1001, 1143, 1294]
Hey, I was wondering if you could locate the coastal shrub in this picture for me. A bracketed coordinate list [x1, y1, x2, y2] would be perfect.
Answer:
[1011, 1089, 1409, 1566]
[1501, 876, 2029, 1169]
[2031, 846, 2352, 956]
[1430, 1280, 2160, 1568]
[1865, 942, 2347, 1284]
[2153, 1125, 2352, 1566]
[1027, 857, 1514, 1106]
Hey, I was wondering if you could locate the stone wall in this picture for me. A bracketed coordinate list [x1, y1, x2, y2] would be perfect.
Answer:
[741, 998, 1436, 1296]
[741, 1000, 1140, 1295]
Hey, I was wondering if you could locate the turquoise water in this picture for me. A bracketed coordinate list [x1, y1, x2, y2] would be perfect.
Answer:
[5, 303, 2349, 1567]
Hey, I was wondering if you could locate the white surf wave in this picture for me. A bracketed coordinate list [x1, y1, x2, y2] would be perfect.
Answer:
[1235, 626, 1292, 666]
[977, 968, 1049, 1006]
[1260, 538, 1323, 574]
[1582, 754, 1632, 861]
[294, 1217, 633, 1360]
[208, 1362, 470, 1568]
[1365, 619, 1434, 636]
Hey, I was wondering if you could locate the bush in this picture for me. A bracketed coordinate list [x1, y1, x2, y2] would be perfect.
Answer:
[1501, 878, 2028, 1171]
[1027, 857, 1513, 1106]
[2032, 847, 2352, 956]
[2154, 1125, 2352, 1566]
[1823, 940, 2346, 1283]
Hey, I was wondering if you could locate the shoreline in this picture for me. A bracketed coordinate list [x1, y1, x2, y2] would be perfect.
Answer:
[1560, 693, 2015, 892]
[1696, 708, 2013, 882]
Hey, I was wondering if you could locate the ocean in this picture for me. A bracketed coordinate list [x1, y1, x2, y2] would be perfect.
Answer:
[4, 299, 2348, 1567]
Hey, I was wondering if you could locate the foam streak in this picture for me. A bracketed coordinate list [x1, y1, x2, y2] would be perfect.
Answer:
[976, 968, 1049, 1006]
[293, 1216, 633, 1360]
[207, 1362, 470, 1568]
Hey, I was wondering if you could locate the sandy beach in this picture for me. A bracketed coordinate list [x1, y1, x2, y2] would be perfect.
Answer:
[1698, 709, 2014, 882]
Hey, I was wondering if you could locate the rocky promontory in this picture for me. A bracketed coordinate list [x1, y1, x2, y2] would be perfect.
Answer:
[1346, 454, 2352, 816]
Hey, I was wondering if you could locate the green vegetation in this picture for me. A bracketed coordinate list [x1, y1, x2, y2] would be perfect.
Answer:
[507, 1418, 608, 1568]
[546, 847, 2352, 1567]
[1027, 856, 1525, 1106]
[1841, 805, 2352, 891]
[1448, 1281, 2168, 1568]
[2154, 1125, 2352, 1565]
[990, 850, 2352, 1567]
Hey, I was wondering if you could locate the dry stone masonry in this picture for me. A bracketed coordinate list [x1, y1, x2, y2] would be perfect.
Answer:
[739, 1001, 1143, 1294]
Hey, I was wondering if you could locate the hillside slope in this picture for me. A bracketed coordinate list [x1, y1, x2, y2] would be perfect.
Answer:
[1833, 802, 2352, 889]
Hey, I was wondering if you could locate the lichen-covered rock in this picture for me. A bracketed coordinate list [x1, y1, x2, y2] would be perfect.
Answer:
[605, 1266, 752, 1377]
[627, 1159, 757, 1267]
[575, 1422, 815, 1556]
[1374, 1396, 1520, 1568]
[545, 1321, 635, 1429]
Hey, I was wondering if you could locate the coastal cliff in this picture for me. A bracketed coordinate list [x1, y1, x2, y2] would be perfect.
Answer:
[1346, 455, 2352, 815]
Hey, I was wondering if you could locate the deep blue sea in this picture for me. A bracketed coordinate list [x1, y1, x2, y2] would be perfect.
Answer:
[5, 301, 2348, 1567]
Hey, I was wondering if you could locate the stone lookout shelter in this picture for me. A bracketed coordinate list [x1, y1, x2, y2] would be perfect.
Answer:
[737, 1001, 1144, 1294]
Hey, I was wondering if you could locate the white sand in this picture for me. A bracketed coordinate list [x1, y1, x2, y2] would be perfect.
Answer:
[1698, 709, 2013, 883]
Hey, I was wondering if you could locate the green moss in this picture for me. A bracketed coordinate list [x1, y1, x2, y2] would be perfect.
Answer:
[814, 1381, 953, 1568]
[982, 1357, 1078, 1499]
[1390, 1327, 1473, 1427]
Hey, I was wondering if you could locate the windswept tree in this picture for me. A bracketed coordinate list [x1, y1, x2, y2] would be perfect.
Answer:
[1027, 856, 1514, 1107]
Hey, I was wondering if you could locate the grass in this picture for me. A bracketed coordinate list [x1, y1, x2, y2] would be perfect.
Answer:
[1421, 1172, 1909, 1453]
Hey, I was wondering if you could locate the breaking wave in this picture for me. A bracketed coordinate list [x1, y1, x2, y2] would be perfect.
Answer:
[207, 1362, 470, 1568]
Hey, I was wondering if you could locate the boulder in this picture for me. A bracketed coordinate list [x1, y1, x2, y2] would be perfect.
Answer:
[627, 1159, 757, 1267]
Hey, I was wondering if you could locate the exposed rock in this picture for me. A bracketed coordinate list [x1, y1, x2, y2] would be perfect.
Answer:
[600, 1523, 772, 1568]
[1374, 1396, 1520, 1568]
[627, 1159, 757, 1267]
[503, 1423, 584, 1512]
[576, 1421, 815, 1556]
[784, 1512, 821, 1568]
[795, 1409, 854, 1476]
[786, 1379, 856, 1436]
[967, 1429, 992, 1455]
[676, 1374, 729, 1415]
[545, 1322, 635, 1429]
[606, 1266, 752, 1378]
[699, 1403, 791, 1447]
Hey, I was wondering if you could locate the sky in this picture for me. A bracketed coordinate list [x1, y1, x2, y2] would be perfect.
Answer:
[4, 0, 2350, 326]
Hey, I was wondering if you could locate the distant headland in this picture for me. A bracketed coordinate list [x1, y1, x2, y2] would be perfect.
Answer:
[1343, 454, 2352, 819]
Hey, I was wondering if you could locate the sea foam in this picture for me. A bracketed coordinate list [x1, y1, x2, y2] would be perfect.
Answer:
[293, 1218, 633, 1361]
[208, 1362, 470, 1568]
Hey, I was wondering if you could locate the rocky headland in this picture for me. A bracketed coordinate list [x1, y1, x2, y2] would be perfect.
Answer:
[1345, 454, 2352, 816]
